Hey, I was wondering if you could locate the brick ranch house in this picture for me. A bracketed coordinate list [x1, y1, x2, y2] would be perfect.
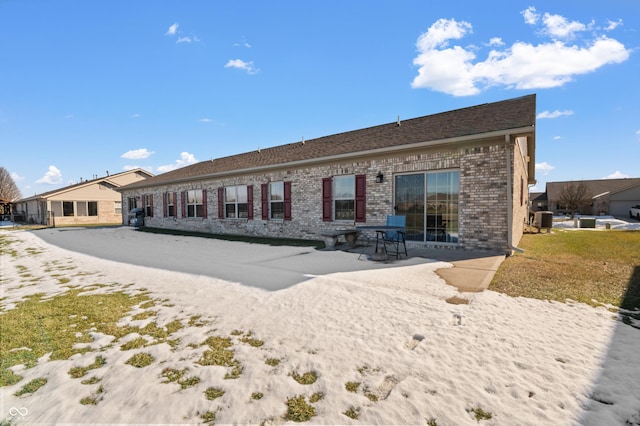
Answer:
[118, 94, 536, 254]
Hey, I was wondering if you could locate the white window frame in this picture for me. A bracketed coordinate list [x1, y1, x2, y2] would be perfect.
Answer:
[269, 181, 285, 220]
[186, 190, 203, 218]
[225, 185, 248, 219]
[333, 175, 355, 221]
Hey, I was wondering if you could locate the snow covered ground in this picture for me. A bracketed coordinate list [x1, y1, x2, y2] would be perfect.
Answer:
[1, 229, 639, 425]
[553, 215, 640, 230]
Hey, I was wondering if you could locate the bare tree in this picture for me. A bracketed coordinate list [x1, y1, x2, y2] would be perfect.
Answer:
[558, 182, 589, 218]
[0, 167, 22, 201]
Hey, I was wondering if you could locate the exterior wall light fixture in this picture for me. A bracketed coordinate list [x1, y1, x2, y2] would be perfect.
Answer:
[376, 172, 384, 183]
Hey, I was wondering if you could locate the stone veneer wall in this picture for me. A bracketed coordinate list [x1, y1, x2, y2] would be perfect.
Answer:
[122, 138, 519, 252]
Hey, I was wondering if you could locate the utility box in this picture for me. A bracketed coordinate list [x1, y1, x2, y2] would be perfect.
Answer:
[579, 218, 596, 228]
[534, 211, 553, 233]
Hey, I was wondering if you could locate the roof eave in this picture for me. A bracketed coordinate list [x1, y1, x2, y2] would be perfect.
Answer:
[119, 125, 535, 191]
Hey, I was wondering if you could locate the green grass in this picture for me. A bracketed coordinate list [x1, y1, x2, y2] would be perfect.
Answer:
[491, 230, 640, 309]
[345, 381, 360, 393]
[291, 371, 317, 385]
[468, 407, 492, 422]
[343, 406, 360, 420]
[125, 352, 154, 368]
[197, 336, 243, 379]
[265, 357, 281, 367]
[251, 392, 264, 400]
[14, 378, 47, 396]
[0, 288, 149, 386]
[68, 355, 106, 378]
[205, 387, 225, 400]
[284, 395, 316, 422]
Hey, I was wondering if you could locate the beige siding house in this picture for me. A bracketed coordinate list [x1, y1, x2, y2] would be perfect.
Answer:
[545, 178, 640, 217]
[14, 169, 153, 226]
[119, 95, 536, 254]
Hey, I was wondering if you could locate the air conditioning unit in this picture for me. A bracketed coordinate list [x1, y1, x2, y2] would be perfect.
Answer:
[534, 211, 553, 233]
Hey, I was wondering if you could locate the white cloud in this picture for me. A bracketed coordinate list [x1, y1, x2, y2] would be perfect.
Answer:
[166, 23, 179, 36]
[536, 162, 555, 175]
[636, 129, 640, 138]
[411, 10, 630, 96]
[165, 22, 199, 43]
[121, 148, 155, 160]
[537, 110, 574, 119]
[606, 19, 623, 31]
[553, 136, 562, 140]
[36, 165, 63, 185]
[199, 118, 213, 123]
[177, 36, 200, 44]
[488, 37, 504, 46]
[131, 113, 141, 118]
[541, 12, 587, 40]
[157, 152, 198, 173]
[11, 172, 25, 181]
[521, 6, 539, 25]
[225, 59, 259, 74]
[604, 171, 630, 179]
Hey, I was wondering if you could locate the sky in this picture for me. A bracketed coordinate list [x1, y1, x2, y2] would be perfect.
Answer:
[1, 0, 638, 198]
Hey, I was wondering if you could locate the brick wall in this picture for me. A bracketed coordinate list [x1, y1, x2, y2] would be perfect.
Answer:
[122, 138, 522, 253]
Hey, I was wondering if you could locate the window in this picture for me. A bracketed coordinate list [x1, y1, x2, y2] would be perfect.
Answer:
[269, 182, 284, 219]
[77, 201, 98, 216]
[63, 201, 74, 216]
[186, 190, 203, 218]
[115, 201, 122, 215]
[334, 175, 355, 220]
[394, 170, 459, 243]
[144, 194, 153, 217]
[164, 192, 176, 217]
[50, 201, 63, 218]
[224, 185, 248, 218]
[261, 182, 291, 221]
[322, 175, 366, 222]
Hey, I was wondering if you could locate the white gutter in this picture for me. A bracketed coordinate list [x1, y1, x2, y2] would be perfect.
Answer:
[506, 134, 525, 255]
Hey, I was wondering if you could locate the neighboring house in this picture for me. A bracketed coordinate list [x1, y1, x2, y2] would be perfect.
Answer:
[13, 169, 154, 226]
[118, 95, 536, 253]
[545, 178, 640, 217]
[529, 192, 548, 212]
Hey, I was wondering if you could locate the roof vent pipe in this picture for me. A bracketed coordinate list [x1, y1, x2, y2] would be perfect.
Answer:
[302, 136, 305, 145]
[397, 116, 401, 126]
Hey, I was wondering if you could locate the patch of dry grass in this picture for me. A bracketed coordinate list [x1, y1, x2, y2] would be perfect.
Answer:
[491, 230, 640, 309]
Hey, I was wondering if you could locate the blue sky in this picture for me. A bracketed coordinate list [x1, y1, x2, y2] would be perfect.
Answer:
[2, 1, 638, 198]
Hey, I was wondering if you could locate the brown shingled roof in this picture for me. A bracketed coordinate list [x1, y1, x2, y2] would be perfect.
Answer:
[123, 94, 535, 189]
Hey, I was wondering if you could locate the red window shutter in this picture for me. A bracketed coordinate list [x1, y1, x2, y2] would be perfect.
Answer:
[181, 191, 186, 218]
[202, 189, 208, 219]
[261, 183, 269, 220]
[284, 181, 292, 221]
[322, 177, 332, 222]
[149, 194, 153, 217]
[355, 174, 366, 222]
[163, 193, 167, 217]
[173, 192, 177, 217]
[217, 187, 224, 219]
[247, 185, 254, 220]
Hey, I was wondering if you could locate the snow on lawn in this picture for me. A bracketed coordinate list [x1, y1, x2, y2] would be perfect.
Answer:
[1, 231, 639, 425]
[553, 215, 640, 230]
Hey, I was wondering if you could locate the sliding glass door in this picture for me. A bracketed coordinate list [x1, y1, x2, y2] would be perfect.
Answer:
[395, 171, 459, 243]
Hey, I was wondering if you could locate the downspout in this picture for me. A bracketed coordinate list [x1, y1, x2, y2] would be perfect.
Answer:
[505, 134, 525, 255]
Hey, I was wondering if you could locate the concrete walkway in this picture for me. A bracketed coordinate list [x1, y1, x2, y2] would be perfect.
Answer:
[396, 246, 505, 293]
